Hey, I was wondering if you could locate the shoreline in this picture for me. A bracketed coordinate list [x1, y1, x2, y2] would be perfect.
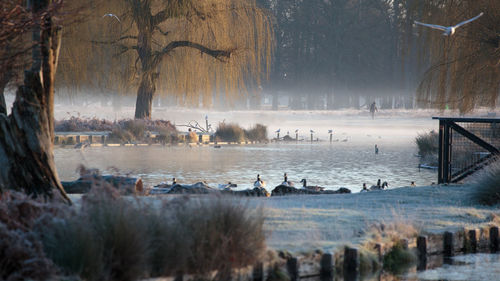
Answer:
[68, 183, 500, 253]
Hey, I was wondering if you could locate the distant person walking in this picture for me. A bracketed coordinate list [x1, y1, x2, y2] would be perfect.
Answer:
[375, 144, 379, 154]
[369, 102, 378, 119]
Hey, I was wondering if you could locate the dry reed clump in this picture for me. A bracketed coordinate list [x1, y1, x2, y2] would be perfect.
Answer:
[0, 191, 67, 281]
[244, 124, 268, 142]
[216, 123, 268, 142]
[471, 158, 500, 205]
[362, 221, 419, 251]
[415, 130, 438, 158]
[151, 196, 267, 279]
[39, 185, 266, 281]
[215, 123, 246, 142]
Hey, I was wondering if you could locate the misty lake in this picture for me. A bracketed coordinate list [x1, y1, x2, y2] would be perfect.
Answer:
[52, 107, 447, 191]
[54, 141, 436, 192]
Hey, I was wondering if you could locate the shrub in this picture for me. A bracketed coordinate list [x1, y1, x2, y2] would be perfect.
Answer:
[39, 185, 266, 280]
[382, 242, 416, 274]
[0, 191, 64, 281]
[215, 123, 246, 142]
[471, 158, 500, 205]
[415, 130, 438, 157]
[40, 187, 150, 281]
[150, 197, 266, 279]
[244, 124, 268, 142]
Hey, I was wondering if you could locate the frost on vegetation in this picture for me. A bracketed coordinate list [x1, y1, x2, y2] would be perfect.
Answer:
[38, 185, 266, 281]
[471, 158, 500, 206]
[0, 191, 67, 281]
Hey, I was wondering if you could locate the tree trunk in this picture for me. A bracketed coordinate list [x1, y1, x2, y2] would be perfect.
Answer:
[272, 91, 278, 110]
[0, 68, 12, 115]
[0, 0, 69, 202]
[0, 84, 6, 115]
[134, 72, 155, 119]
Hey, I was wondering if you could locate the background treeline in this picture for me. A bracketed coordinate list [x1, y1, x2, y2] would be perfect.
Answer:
[48, 0, 500, 112]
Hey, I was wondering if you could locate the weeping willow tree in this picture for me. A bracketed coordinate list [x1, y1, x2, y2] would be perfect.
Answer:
[58, 0, 274, 119]
[413, 0, 500, 113]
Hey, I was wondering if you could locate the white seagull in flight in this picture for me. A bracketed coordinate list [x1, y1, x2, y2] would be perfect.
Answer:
[102, 13, 121, 22]
[414, 12, 483, 36]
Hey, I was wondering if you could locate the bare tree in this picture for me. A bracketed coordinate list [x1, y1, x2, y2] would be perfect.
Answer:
[413, 0, 500, 113]
[0, 0, 69, 202]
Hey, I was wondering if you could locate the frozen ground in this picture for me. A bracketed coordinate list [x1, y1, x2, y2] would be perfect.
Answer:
[68, 184, 499, 254]
[257, 184, 499, 252]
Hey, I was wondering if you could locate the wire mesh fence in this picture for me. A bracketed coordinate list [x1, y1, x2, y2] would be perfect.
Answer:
[450, 121, 500, 181]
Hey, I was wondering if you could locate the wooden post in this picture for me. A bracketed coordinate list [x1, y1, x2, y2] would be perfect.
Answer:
[417, 236, 427, 271]
[443, 231, 453, 257]
[286, 257, 299, 281]
[343, 247, 359, 281]
[252, 262, 263, 281]
[320, 252, 334, 279]
[468, 229, 478, 253]
[374, 244, 382, 262]
[491, 226, 499, 253]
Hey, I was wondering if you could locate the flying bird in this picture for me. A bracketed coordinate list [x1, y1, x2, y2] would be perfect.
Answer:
[103, 13, 121, 22]
[414, 12, 483, 36]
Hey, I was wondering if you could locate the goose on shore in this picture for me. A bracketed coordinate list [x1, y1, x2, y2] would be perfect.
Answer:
[370, 181, 388, 190]
[299, 179, 325, 192]
[281, 173, 294, 186]
[254, 174, 266, 188]
[218, 182, 237, 190]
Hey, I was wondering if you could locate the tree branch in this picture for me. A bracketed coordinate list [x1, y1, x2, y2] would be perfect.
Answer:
[152, 10, 168, 26]
[153, 40, 232, 68]
[91, 35, 137, 45]
[154, 25, 169, 36]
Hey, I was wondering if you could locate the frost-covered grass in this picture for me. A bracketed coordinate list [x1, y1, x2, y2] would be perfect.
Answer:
[67, 184, 500, 255]
[250, 184, 498, 252]
[471, 159, 500, 205]
[0, 187, 265, 281]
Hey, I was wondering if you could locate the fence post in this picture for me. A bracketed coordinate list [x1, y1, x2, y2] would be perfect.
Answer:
[417, 236, 427, 270]
[343, 247, 359, 281]
[320, 252, 334, 280]
[491, 226, 499, 253]
[444, 231, 454, 257]
[286, 257, 299, 281]
[468, 229, 478, 253]
[252, 262, 263, 281]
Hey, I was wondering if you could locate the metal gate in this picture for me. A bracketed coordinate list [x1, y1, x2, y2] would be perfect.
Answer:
[433, 117, 500, 184]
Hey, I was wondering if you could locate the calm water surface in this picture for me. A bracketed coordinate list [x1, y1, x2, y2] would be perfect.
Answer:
[55, 141, 436, 192]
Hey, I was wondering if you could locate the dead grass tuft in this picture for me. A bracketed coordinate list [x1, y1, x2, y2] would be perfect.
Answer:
[40, 185, 266, 280]
[471, 158, 500, 206]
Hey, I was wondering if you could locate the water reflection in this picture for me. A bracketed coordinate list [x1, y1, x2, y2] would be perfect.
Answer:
[54, 143, 435, 192]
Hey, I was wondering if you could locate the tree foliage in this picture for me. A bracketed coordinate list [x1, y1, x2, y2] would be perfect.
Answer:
[413, 0, 500, 113]
[58, 0, 274, 118]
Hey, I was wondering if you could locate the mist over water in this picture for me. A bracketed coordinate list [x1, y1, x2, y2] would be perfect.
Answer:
[53, 106, 443, 191]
